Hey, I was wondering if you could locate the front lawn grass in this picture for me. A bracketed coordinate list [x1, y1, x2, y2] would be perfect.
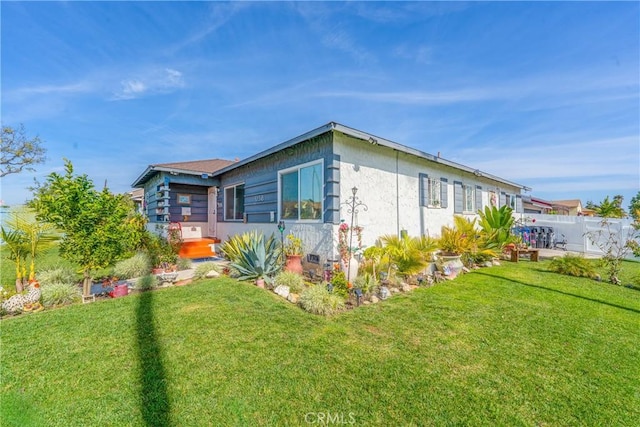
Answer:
[1, 260, 639, 426]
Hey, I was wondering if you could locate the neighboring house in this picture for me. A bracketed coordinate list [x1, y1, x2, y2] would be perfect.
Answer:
[549, 199, 595, 216]
[132, 122, 529, 265]
[522, 195, 554, 214]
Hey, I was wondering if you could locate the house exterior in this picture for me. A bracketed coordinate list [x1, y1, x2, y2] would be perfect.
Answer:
[522, 195, 554, 214]
[132, 122, 529, 266]
[549, 199, 595, 216]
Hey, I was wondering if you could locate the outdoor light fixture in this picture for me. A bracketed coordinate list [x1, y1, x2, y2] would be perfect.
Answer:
[354, 288, 363, 306]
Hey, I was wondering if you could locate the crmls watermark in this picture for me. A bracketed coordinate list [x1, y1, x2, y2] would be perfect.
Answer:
[304, 412, 356, 425]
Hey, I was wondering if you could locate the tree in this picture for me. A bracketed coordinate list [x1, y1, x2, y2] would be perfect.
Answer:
[0, 209, 59, 291]
[586, 195, 627, 218]
[30, 159, 147, 296]
[628, 191, 640, 222]
[1, 124, 47, 177]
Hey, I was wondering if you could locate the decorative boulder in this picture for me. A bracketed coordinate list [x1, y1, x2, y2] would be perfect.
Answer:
[370, 295, 379, 304]
[287, 293, 299, 304]
[274, 285, 290, 299]
[206, 269, 220, 278]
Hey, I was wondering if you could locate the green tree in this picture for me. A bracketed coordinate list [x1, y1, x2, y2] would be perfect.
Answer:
[586, 195, 626, 218]
[30, 159, 147, 296]
[1, 209, 59, 292]
[628, 191, 640, 222]
[1, 124, 46, 177]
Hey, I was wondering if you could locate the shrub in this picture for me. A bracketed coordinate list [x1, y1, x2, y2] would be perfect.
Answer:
[37, 267, 78, 286]
[274, 271, 305, 293]
[193, 262, 222, 280]
[40, 282, 80, 307]
[548, 254, 597, 279]
[353, 272, 378, 296]
[137, 274, 158, 291]
[299, 284, 345, 315]
[113, 252, 151, 279]
[330, 270, 350, 299]
[176, 257, 192, 271]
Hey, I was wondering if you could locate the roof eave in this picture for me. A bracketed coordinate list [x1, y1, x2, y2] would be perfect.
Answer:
[131, 165, 216, 188]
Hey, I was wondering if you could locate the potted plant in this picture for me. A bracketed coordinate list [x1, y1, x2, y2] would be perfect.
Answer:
[283, 234, 304, 275]
[436, 223, 467, 278]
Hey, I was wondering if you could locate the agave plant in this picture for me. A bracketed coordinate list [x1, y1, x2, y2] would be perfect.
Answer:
[477, 205, 517, 250]
[221, 231, 281, 283]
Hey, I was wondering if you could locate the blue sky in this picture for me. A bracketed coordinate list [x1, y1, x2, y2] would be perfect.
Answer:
[2, 1, 638, 209]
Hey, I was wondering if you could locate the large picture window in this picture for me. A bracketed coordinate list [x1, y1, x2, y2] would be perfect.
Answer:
[224, 183, 245, 221]
[280, 161, 323, 221]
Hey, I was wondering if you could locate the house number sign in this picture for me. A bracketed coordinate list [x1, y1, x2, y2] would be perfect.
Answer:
[254, 195, 265, 202]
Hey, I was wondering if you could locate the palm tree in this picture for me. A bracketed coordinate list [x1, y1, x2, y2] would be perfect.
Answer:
[3, 210, 59, 289]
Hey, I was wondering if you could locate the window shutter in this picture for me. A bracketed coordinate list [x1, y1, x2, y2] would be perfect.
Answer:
[440, 178, 448, 208]
[419, 173, 428, 207]
[454, 181, 463, 213]
[499, 192, 506, 207]
[515, 195, 523, 213]
[475, 186, 483, 212]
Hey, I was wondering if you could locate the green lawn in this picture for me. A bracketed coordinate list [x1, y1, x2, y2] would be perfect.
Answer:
[1, 260, 639, 426]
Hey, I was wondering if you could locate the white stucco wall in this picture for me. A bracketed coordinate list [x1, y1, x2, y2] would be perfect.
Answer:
[334, 135, 522, 247]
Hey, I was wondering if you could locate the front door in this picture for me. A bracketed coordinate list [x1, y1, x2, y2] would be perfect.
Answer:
[208, 187, 217, 237]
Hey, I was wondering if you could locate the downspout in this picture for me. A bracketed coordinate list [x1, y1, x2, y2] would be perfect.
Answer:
[396, 150, 400, 237]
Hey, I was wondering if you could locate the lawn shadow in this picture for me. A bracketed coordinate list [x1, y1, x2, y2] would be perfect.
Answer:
[136, 290, 171, 426]
[474, 270, 640, 314]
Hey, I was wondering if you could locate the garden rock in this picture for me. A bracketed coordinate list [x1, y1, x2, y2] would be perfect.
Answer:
[379, 287, 390, 300]
[287, 293, 299, 304]
[370, 295, 379, 304]
[401, 284, 412, 293]
[274, 285, 290, 299]
[206, 270, 220, 278]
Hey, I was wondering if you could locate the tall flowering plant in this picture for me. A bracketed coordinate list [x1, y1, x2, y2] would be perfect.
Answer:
[337, 221, 363, 265]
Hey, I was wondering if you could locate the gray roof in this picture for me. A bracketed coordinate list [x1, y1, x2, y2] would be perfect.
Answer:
[211, 122, 530, 191]
[132, 158, 235, 187]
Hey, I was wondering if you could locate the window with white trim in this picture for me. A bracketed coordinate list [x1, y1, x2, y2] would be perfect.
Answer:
[462, 184, 475, 212]
[280, 161, 323, 221]
[224, 183, 245, 221]
[427, 178, 441, 207]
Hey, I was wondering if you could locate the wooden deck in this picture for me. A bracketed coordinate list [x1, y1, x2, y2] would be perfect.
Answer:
[178, 237, 221, 259]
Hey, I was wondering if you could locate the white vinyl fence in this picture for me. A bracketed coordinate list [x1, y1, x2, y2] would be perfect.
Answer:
[514, 214, 639, 259]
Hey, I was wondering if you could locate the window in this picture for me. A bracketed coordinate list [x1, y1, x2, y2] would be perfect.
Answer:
[428, 178, 441, 206]
[462, 184, 475, 212]
[420, 174, 447, 208]
[280, 161, 323, 221]
[224, 184, 245, 221]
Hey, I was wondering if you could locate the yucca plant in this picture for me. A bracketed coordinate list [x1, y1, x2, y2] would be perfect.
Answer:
[221, 231, 281, 283]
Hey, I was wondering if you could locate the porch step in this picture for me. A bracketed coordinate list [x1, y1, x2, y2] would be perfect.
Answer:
[179, 238, 221, 259]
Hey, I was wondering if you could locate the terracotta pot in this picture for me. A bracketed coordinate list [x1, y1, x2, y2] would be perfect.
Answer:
[285, 255, 304, 275]
[256, 278, 265, 288]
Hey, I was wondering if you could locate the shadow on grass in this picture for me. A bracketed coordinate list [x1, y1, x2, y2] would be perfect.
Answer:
[136, 290, 171, 426]
[474, 271, 640, 314]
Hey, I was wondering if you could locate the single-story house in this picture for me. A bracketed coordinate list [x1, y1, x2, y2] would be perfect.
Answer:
[549, 199, 595, 216]
[132, 122, 530, 265]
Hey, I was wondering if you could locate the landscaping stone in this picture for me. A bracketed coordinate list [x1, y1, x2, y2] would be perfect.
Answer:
[287, 293, 299, 303]
[370, 295, 379, 303]
[274, 285, 290, 299]
[206, 269, 220, 278]
[379, 287, 390, 300]
[401, 284, 412, 292]
[363, 301, 371, 305]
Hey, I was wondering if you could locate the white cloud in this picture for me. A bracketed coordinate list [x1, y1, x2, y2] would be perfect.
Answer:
[111, 67, 185, 100]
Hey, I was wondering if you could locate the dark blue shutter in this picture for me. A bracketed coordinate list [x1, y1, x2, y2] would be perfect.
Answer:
[454, 181, 463, 213]
[419, 173, 428, 207]
[440, 178, 448, 208]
